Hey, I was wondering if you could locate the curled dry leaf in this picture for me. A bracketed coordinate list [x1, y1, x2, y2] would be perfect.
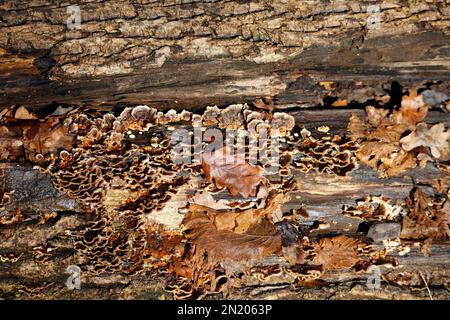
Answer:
[348, 92, 434, 177]
[171, 193, 290, 298]
[182, 202, 282, 273]
[23, 117, 73, 158]
[207, 192, 288, 233]
[367, 121, 408, 143]
[313, 235, 360, 270]
[400, 188, 450, 245]
[202, 147, 268, 198]
[400, 123, 450, 161]
[356, 140, 417, 177]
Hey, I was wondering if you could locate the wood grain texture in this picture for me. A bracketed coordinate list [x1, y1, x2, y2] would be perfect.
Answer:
[0, 0, 449, 109]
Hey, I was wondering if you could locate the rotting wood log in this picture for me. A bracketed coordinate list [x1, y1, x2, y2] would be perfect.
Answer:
[1, 0, 450, 301]
[0, 107, 449, 300]
[0, 0, 450, 110]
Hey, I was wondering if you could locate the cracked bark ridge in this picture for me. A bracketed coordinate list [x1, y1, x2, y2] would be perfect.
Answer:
[0, 0, 450, 109]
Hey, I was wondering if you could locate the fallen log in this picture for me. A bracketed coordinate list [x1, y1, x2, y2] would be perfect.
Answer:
[0, 0, 449, 109]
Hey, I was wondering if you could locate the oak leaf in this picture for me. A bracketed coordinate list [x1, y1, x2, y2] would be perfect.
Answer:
[392, 91, 428, 127]
[356, 141, 417, 177]
[348, 93, 433, 177]
[0, 106, 74, 161]
[22, 117, 73, 158]
[400, 123, 450, 161]
[401, 188, 450, 242]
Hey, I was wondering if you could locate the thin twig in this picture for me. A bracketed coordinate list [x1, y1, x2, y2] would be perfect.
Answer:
[419, 271, 433, 300]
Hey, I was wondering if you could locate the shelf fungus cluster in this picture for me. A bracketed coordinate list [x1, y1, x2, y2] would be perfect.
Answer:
[0, 98, 448, 299]
[292, 129, 358, 176]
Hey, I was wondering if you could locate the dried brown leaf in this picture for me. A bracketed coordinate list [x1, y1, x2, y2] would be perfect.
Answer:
[183, 210, 281, 273]
[356, 141, 417, 177]
[0, 125, 24, 160]
[400, 123, 450, 161]
[207, 192, 287, 233]
[0, 106, 74, 161]
[367, 121, 408, 143]
[183, 197, 283, 272]
[202, 147, 268, 198]
[401, 188, 450, 242]
[22, 118, 73, 158]
[392, 91, 428, 126]
[313, 235, 360, 270]
[348, 92, 432, 177]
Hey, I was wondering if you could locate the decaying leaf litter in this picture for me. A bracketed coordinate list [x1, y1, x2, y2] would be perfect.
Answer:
[0, 90, 449, 299]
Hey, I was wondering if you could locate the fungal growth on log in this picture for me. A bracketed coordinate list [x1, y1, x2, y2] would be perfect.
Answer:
[1, 91, 449, 300]
[0, 0, 450, 303]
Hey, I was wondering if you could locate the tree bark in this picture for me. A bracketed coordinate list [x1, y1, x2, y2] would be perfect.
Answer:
[0, 0, 449, 110]
[1, 0, 450, 300]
